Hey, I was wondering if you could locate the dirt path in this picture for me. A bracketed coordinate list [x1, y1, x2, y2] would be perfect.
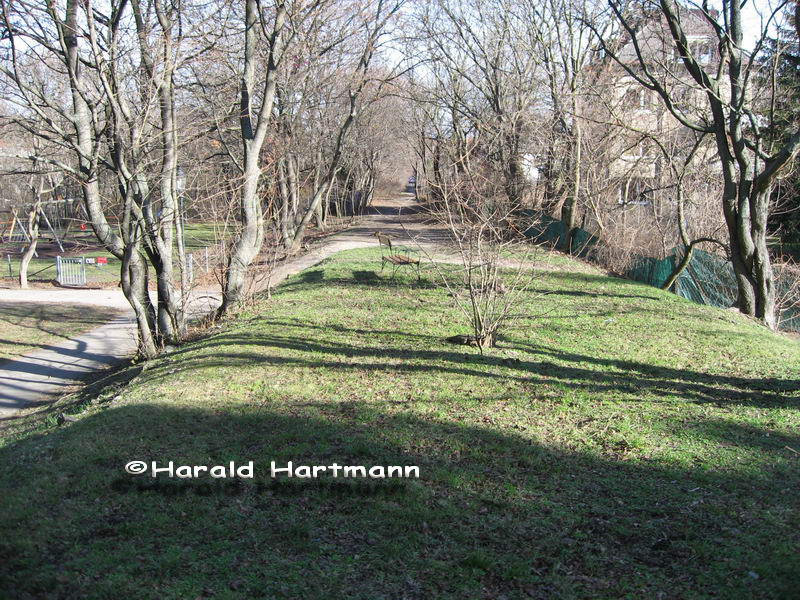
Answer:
[0, 194, 443, 420]
[263, 195, 448, 289]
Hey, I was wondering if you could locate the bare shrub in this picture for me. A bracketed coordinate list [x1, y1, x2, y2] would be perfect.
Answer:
[420, 174, 540, 352]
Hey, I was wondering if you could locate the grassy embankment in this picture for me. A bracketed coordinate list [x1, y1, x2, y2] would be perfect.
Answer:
[1, 248, 798, 599]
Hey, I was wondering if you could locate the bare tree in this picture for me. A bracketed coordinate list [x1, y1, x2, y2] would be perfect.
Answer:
[216, 0, 290, 315]
[284, 0, 405, 254]
[523, 0, 609, 249]
[18, 200, 39, 289]
[1, 0, 162, 355]
[599, 0, 800, 328]
[414, 0, 542, 211]
[1, 0, 227, 355]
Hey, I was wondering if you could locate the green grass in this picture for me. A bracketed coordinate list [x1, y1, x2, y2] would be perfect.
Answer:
[0, 302, 121, 361]
[0, 253, 59, 281]
[183, 222, 226, 252]
[2, 229, 120, 282]
[0, 253, 121, 284]
[1, 248, 798, 599]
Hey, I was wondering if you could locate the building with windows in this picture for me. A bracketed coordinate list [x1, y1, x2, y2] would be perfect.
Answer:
[572, 8, 728, 257]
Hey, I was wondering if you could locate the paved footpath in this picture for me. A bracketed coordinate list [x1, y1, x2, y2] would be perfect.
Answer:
[0, 313, 139, 418]
[0, 292, 221, 419]
[0, 195, 446, 419]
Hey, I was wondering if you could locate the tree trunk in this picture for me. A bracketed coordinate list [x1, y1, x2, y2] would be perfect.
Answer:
[500, 119, 524, 210]
[130, 0, 186, 344]
[660, 185, 725, 292]
[218, 0, 286, 315]
[540, 141, 564, 216]
[277, 158, 293, 248]
[314, 198, 325, 231]
[158, 75, 188, 342]
[561, 95, 581, 254]
[363, 170, 376, 212]
[312, 151, 326, 231]
[288, 183, 329, 254]
[720, 176, 777, 328]
[18, 240, 37, 289]
[120, 237, 160, 359]
[288, 77, 365, 254]
[19, 205, 40, 289]
[431, 139, 443, 204]
[221, 153, 264, 310]
[661, 239, 723, 292]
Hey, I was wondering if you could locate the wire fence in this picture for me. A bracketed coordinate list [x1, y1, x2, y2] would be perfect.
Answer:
[3, 241, 228, 290]
[521, 211, 800, 333]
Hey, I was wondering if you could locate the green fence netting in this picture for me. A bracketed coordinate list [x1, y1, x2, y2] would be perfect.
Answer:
[520, 211, 800, 332]
[624, 254, 674, 289]
[775, 265, 800, 332]
[672, 249, 738, 309]
[521, 212, 599, 257]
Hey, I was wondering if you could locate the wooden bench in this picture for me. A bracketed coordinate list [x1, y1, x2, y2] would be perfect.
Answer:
[373, 232, 421, 280]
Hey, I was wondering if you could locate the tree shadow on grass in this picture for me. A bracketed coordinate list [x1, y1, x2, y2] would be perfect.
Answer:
[273, 269, 437, 295]
[506, 341, 800, 397]
[0, 362, 145, 431]
[148, 324, 799, 410]
[539, 289, 659, 301]
[273, 262, 672, 300]
[0, 302, 114, 348]
[0, 401, 796, 599]
[664, 416, 800, 455]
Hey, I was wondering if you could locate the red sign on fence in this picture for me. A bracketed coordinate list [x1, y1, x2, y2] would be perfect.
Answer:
[96, 257, 108, 264]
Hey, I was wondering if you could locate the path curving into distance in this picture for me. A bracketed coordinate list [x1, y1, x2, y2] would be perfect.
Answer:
[0, 194, 445, 420]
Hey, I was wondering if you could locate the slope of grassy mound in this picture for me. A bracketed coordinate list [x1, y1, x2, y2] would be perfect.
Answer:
[1, 248, 798, 599]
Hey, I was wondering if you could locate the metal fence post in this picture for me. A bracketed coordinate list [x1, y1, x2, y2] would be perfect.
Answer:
[81, 256, 86, 284]
[6, 254, 11, 278]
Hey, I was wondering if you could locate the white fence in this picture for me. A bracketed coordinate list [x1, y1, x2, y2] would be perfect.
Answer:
[56, 256, 87, 286]
[50, 244, 223, 288]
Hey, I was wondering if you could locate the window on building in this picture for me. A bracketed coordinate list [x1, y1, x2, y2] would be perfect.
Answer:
[690, 41, 713, 65]
[679, 35, 714, 65]
[617, 178, 653, 206]
[623, 87, 650, 110]
[622, 138, 652, 161]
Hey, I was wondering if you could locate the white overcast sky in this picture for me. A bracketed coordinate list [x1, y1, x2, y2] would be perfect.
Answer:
[738, 0, 789, 49]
